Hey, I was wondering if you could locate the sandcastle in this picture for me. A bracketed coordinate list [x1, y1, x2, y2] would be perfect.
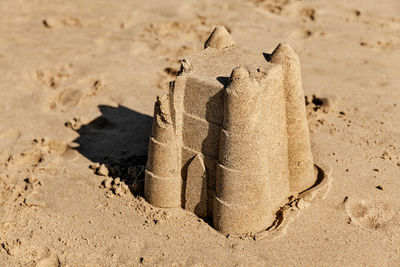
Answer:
[144, 26, 319, 235]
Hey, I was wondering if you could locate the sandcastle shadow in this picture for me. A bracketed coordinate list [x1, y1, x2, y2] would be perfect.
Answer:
[180, 86, 225, 224]
[197, 86, 226, 224]
[72, 105, 152, 195]
[216, 76, 229, 86]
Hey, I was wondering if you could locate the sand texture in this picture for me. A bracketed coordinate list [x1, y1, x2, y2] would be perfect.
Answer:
[0, 0, 399, 266]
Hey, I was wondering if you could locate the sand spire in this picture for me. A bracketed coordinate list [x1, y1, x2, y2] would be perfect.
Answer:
[204, 26, 236, 49]
[144, 94, 181, 208]
[214, 67, 270, 234]
[270, 43, 315, 193]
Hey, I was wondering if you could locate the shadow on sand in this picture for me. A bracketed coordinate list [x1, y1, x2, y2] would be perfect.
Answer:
[72, 105, 153, 195]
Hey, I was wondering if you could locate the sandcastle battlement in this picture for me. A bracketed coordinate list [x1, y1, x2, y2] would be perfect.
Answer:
[145, 26, 317, 235]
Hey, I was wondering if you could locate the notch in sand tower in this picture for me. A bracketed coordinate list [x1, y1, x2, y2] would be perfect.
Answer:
[144, 26, 330, 236]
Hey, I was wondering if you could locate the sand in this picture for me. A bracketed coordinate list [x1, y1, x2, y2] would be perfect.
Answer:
[0, 0, 399, 266]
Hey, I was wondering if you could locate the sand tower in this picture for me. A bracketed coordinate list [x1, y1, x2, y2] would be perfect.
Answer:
[144, 26, 317, 235]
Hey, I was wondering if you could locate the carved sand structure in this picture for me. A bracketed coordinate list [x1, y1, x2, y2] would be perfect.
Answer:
[145, 26, 321, 235]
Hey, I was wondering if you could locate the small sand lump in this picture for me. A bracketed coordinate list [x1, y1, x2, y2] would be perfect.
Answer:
[91, 163, 109, 176]
[145, 26, 321, 235]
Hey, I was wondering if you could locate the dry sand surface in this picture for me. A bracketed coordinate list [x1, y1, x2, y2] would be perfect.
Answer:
[0, 0, 400, 266]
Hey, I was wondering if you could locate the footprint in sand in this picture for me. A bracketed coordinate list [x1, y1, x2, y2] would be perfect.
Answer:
[49, 88, 83, 111]
[34, 65, 105, 112]
[249, 0, 301, 16]
[345, 198, 397, 230]
[6, 138, 69, 169]
[0, 129, 21, 162]
[141, 17, 229, 60]
[34, 65, 72, 89]
[48, 79, 104, 112]
[6, 147, 44, 168]
[42, 17, 87, 29]
[36, 254, 60, 267]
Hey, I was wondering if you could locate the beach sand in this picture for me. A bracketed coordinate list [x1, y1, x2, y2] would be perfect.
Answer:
[0, 0, 399, 265]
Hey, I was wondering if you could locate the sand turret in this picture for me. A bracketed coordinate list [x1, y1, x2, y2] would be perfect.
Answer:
[144, 94, 181, 207]
[213, 65, 290, 234]
[144, 26, 320, 235]
[204, 26, 236, 49]
[269, 43, 315, 193]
